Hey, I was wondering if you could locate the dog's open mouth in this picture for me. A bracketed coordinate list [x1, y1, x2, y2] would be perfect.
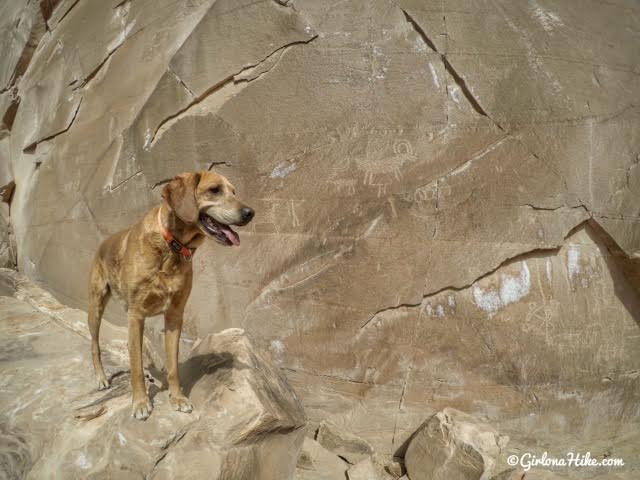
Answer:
[199, 213, 240, 246]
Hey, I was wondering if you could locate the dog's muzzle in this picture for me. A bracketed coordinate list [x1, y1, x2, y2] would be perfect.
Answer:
[199, 213, 241, 246]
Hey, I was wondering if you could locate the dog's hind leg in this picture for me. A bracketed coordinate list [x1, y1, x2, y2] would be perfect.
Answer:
[88, 260, 111, 390]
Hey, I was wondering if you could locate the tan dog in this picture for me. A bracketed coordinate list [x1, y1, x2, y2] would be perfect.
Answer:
[88, 171, 254, 420]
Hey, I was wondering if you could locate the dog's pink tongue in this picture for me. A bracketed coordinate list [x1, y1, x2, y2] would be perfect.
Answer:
[221, 226, 240, 246]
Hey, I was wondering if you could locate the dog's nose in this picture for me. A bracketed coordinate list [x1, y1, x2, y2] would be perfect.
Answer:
[241, 207, 254, 222]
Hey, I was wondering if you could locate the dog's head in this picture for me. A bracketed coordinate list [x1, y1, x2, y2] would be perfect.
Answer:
[161, 171, 254, 246]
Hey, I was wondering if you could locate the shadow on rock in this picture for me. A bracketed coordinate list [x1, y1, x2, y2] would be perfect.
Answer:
[181, 350, 250, 397]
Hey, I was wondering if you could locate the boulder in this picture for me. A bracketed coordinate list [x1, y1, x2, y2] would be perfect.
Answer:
[296, 437, 349, 480]
[151, 329, 307, 479]
[316, 420, 374, 464]
[404, 408, 509, 480]
[0, 292, 306, 479]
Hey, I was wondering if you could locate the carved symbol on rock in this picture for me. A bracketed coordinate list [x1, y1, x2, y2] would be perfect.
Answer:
[328, 179, 357, 196]
[252, 198, 305, 232]
[357, 138, 417, 197]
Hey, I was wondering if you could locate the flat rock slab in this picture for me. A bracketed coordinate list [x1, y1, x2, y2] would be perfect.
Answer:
[0, 295, 306, 479]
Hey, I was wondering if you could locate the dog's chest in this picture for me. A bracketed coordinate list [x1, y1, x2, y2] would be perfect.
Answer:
[139, 263, 190, 315]
[160, 269, 188, 295]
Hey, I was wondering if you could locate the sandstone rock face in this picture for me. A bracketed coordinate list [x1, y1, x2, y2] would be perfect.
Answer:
[1, 0, 640, 477]
[0, 283, 305, 480]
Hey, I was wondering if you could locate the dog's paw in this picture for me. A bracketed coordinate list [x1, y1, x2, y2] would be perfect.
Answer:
[97, 377, 111, 390]
[170, 394, 193, 413]
[131, 397, 153, 420]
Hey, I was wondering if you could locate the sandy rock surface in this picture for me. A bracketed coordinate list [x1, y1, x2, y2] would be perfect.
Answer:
[0, 282, 305, 479]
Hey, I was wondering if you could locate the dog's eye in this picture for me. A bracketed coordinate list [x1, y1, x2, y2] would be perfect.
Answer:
[209, 186, 220, 194]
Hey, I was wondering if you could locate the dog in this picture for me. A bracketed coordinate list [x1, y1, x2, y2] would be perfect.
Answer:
[88, 171, 254, 420]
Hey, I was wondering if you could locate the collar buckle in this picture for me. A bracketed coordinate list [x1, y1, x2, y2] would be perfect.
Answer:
[158, 208, 194, 261]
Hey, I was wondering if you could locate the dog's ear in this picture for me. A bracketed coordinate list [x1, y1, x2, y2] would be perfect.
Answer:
[162, 172, 201, 223]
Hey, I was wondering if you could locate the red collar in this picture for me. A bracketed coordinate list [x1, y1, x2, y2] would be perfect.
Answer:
[157, 208, 194, 260]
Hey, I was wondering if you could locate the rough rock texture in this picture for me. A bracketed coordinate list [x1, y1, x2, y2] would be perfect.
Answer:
[0, 281, 305, 479]
[404, 408, 509, 480]
[1, 0, 640, 478]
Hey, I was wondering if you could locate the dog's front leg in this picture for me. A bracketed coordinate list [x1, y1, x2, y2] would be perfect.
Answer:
[128, 310, 152, 420]
[165, 301, 193, 413]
